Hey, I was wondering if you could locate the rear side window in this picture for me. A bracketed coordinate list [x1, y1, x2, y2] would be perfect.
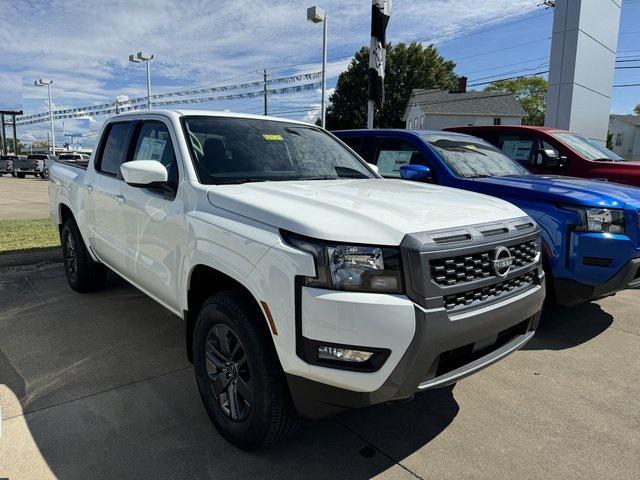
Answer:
[340, 136, 368, 160]
[98, 122, 131, 175]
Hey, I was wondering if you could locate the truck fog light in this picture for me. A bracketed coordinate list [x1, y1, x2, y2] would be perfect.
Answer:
[318, 346, 373, 362]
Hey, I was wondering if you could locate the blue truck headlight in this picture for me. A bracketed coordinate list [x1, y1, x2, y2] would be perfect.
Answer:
[578, 208, 625, 234]
[282, 232, 403, 293]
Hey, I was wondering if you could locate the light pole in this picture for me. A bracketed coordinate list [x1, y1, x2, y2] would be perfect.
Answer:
[307, 6, 327, 128]
[129, 52, 154, 110]
[34, 79, 55, 154]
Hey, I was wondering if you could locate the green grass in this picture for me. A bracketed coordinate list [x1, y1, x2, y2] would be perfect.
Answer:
[0, 218, 60, 253]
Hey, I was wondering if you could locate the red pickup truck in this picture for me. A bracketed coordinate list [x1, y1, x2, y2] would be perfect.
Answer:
[445, 126, 640, 187]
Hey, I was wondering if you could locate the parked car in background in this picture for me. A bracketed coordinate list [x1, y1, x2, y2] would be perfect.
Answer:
[14, 153, 56, 178]
[444, 125, 640, 187]
[49, 110, 545, 450]
[58, 152, 90, 162]
[334, 129, 640, 306]
[58, 153, 90, 169]
[0, 154, 24, 176]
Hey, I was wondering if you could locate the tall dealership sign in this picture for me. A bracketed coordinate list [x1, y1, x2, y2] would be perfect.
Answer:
[545, 0, 621, 144]
[367, 0, 391, 129]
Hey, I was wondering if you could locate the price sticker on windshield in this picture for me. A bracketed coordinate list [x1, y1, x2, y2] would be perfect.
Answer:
[263, 134, 283, 141]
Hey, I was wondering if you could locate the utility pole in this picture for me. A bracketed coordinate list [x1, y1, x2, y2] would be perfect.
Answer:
[263, 69, 268, 116]
[12, 114, 17, 154]
[0, 114, 5, 155]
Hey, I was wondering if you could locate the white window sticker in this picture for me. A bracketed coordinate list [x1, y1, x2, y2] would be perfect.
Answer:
[377, 150, 413, 177]
[501, 140, 534, 162]
[136, 137, 167, 161]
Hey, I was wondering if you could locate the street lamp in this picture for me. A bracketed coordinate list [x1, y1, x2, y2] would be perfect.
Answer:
[129, 52, 154, 110]
[307, 6, 327, 129]
[34, 79, 55, 155]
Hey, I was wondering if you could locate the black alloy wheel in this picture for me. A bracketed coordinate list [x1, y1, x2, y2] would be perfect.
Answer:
[205, 324, 253, 421]
[63, 229, 79, 285]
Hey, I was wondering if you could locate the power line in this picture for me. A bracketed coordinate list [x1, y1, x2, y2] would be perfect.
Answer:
[413, 8, 549, 45]
[463, 56, 549, 75]
[453, 37, 552, 61]
[467, 70, 549, 87]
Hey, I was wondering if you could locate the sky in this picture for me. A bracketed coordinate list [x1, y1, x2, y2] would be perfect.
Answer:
[1, 0, 639, 148]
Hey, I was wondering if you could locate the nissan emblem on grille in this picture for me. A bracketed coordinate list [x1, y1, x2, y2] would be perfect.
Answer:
[491, 246, 513, 278]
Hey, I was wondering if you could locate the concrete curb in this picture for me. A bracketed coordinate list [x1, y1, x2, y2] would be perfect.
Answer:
[0, 246, 62, 269]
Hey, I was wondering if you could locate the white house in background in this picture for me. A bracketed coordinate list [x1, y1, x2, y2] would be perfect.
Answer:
[608, 115, 640, 161]
[402, 89, 525, 130]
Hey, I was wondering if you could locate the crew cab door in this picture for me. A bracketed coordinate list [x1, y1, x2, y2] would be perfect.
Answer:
[120, 119, 184, 311]
[86, 122, 132, 274]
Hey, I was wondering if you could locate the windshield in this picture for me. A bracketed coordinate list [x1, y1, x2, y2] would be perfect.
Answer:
[182, 116, 375, 185]
[59, 154, 80, 160]
[422, 134, 532, 178]
[27, 155, 47, 160]
[552, 132, 623, 161]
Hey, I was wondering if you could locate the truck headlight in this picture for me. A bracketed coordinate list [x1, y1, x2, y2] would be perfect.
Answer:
[576, 208, 625, 234]
[282, 232, 403, 293]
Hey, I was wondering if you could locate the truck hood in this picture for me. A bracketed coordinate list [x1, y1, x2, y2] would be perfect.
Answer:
[207, 179, 526, 245]
[471, 175, 640, 210]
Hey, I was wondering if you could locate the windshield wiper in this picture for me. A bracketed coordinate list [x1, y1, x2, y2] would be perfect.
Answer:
[214, 178, 270, 185]
[300, 175, 339, 180]
[467, 174, 491, 178]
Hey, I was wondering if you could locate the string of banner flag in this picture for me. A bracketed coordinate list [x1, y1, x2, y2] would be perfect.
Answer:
[17, 72, 321, 126]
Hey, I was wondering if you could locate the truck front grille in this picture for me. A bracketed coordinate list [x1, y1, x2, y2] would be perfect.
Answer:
[443, 271, 536, 310]
[430, 240, 538, 286]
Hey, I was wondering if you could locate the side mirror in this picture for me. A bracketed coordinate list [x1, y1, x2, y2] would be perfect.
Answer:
[121, 160, 168, 187]
[536, 149, 567, 169]
[400, 164, 432, 181]
[368, 163, 379, 174]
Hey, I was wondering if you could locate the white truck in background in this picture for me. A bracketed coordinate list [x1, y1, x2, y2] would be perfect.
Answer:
[49, 110, 545, 450]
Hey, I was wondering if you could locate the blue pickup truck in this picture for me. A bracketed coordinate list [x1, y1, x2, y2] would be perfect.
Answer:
[333, 129, 640, 306]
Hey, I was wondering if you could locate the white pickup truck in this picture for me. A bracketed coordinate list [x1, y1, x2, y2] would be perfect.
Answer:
[49, 110, 545, 450]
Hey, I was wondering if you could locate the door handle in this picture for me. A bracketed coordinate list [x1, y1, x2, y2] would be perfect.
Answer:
[86, 184, 93, 192]
[115, 194, 125, 204]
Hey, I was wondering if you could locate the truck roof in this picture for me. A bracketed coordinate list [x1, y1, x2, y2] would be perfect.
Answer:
[112, 109, 313, 127]
[333, 129, 477, 138]
[443, 125, 566, 134]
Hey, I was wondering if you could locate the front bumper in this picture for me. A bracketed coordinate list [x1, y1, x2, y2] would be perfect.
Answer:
[554, 257, 640, 306]
[287, 281, 544, 419]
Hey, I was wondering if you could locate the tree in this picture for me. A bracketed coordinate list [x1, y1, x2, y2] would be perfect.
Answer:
[485, 76, 548, 126]
[634, 104, 640, 115]
[326, 42, 458, 129]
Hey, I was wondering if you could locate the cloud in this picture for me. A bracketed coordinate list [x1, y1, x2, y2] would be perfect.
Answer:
[3, 0, 540, 137]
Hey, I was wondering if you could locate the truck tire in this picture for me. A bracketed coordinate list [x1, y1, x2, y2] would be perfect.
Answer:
[16, 173, 25, 178]
[193, 291, 299, 451]
[61, 218, 107, 293]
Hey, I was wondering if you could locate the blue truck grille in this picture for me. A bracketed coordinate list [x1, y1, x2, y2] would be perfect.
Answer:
[430, 240, 537, 286]
[443, 271, 536, 310]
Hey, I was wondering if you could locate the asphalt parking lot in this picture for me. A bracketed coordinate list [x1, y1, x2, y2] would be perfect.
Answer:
[0, 175, 50, 220]
[0, 264, 638, 480]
